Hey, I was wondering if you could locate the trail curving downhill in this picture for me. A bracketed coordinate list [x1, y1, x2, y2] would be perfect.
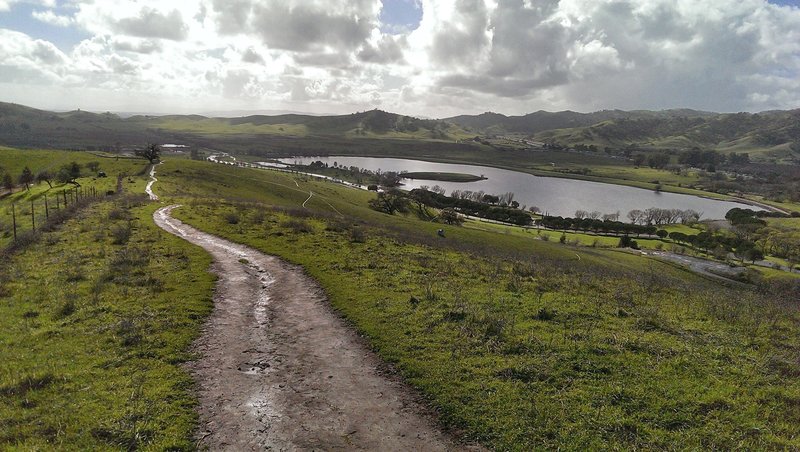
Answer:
[302, 190, 313, 208]
[145, 163, 161, 201]
[147, 163, 475, 451]
[153, 206, 466, 450]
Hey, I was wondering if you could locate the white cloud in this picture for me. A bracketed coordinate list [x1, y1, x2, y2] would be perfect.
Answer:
[0, 0, 798, 116]
[31, 9, 73, 27]
[0, 0, 54, 12]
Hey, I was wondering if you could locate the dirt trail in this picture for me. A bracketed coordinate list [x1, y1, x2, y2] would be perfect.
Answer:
[146, 163, 160, 201]
[153, 205, 469, 451]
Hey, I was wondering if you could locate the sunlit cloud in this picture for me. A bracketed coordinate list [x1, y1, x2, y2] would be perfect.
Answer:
[0, 0, 797, 116]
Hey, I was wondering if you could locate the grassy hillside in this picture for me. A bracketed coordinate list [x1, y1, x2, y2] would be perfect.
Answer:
[3, 149, 800, 449]
[157, 160, 800, 450]
[0, 151, 214, 449]
[533, 111, 800, 160]
[0, 148, 153, 248]
[0, 102, 471, 150]
[446, 109, 717, 135]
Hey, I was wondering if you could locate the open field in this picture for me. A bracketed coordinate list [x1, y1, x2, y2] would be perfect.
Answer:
[0, 148, 151, 248]
[0, 193, 214, 449]
[155, 160, 800, 450]
[3, 148, 800, 449]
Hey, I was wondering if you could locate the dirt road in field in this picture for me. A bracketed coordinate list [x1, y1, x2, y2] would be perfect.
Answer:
[153, 205, 469, 451]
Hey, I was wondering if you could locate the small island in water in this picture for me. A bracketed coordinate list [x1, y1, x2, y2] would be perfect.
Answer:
[402, 171, 487, 182]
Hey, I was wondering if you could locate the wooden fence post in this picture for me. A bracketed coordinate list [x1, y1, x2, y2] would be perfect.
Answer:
[44, 195, 49, 219]
[30, 200, 35, 232]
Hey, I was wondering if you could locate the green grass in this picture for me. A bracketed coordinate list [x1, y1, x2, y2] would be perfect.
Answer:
[0, 147, 151, 248]
[3, 149, 799, 450]
[0, 196, 214, 450]
[155, 159, 800, 450]
[153, 117, 310, 136]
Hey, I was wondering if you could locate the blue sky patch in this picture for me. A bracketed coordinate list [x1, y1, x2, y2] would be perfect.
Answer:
[380, 0, 422, 33]
[0, 3, 88, 50]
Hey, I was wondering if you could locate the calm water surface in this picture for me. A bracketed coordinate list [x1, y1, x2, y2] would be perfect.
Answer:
[281, 156, 759, 219]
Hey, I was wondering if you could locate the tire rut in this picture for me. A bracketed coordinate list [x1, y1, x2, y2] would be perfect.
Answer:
[153, 205, 471, 451]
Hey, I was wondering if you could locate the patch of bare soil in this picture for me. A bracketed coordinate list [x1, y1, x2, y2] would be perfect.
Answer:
[154, 206, 475, 451]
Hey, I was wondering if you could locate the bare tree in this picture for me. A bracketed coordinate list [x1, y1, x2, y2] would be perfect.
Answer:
[627, 209, 643, 224]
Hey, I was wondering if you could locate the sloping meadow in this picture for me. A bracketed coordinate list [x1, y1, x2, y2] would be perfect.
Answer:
[0, 194, 214, 450]
[159, 160, 800, 450]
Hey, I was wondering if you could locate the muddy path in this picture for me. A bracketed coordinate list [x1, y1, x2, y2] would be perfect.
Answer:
[153, 205, 470, 451]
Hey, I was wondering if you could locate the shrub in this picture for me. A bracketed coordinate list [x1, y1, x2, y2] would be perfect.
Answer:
[110, 223, 132, 245]
[281, 219, 312, 233]
[108, 208, 130, 221]
[250, 210, 267, 224]
[618, 236, 639, 249]
[54, 298, 76, 319]
[535, 307, 557, 321]
[325, 218, 351, 233]
[349, 226, 367, 243]
[224, 212, 240, 224]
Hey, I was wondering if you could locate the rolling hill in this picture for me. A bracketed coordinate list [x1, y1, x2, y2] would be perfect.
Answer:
[2, 101, 798, 161]
[447, 108, 800, 159]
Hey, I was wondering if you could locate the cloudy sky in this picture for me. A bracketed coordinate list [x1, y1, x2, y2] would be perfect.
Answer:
[0, 0, 799, 117]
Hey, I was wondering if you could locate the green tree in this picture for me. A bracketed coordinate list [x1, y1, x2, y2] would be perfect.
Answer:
[57, 162, 82, 186]
[368, 189, 410, 215]
[743, 248, 764, 264]
[36, 170, 53, 188]
[19, 166, 34, 190]
[2, 172, 13, 190]
[440, 208, 464, 226]
[138, 143, 161, 163]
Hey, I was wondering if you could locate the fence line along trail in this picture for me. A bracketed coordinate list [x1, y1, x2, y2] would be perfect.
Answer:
[148, 166, 472, 450]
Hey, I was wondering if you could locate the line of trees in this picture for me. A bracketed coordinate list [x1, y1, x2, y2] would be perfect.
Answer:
[627, 208, 701, 225]
[449, 189, 518, 207]
[301, 161, 402, 187]
[667, 230, 764, 263]
[539, 216, 658, 236]
[408, 188, 532, 225]
[0, 161, 90, 194]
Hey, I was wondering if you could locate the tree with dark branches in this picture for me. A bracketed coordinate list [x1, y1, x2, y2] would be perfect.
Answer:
[138, 143, 161, 163]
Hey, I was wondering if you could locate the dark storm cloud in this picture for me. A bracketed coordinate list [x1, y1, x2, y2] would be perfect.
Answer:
[250, 3, 375, 52]
[357, 35, 406, 63]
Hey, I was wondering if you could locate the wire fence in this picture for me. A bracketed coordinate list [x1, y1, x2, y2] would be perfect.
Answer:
[5, 185, 102, 242]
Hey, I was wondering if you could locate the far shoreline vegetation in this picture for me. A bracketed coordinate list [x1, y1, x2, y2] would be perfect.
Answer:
[400, 171, 486, 182]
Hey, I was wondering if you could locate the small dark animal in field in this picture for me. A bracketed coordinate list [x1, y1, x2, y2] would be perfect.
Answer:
[437, 229, 445, 238]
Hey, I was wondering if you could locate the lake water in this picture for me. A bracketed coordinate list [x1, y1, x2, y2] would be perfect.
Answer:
[280, 156, 760, 220]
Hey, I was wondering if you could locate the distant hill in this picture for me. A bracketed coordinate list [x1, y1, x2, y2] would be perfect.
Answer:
[1, 101, 798, 160]
[445, 108, 800, 159]
[444, 109, 717, 135]
[0, 102, 163, 149]
[0, 102, 469, 150]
